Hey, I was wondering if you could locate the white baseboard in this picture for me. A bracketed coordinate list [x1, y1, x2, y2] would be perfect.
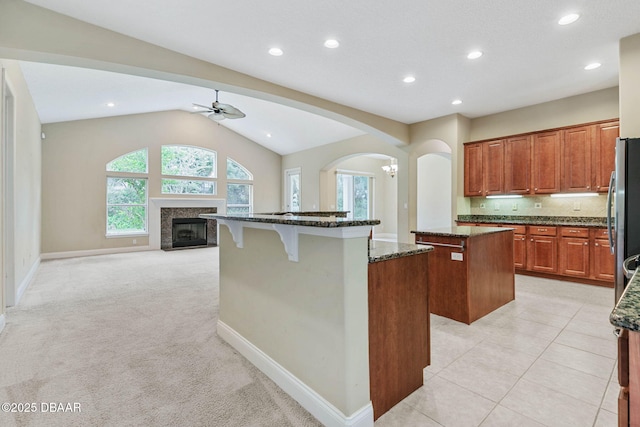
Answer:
[217, 320, 373, 427]
[41, 245, 152, 260]
[0, 314, 5, 334]
[14, 257, 40, 306]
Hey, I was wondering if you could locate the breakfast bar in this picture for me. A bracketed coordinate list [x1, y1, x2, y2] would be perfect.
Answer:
[200, 213, 432, 427]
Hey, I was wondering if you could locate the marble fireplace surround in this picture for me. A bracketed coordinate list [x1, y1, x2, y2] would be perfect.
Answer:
[149, 198, 226, 250]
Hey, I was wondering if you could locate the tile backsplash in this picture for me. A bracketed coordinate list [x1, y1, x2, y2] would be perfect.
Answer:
[469, 194, 607, 218]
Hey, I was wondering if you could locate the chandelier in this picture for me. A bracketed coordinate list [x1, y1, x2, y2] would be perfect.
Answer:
[382, 158, 398, 178]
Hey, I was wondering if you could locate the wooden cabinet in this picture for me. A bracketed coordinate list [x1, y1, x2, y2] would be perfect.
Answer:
[527, 226, 558, 273]
[514, 232, 527, 269]
[532, 131, 561, 194]
[562, 126, 593, 192]
[464, 140, 504, 196]
[593, 121, 620, 192]
[504, 135, 532, 194]
[591, 228, 615, 281]
[464, 143, 484, 196]
[463, 119, 618, 197]
[559, 227, 590, 277]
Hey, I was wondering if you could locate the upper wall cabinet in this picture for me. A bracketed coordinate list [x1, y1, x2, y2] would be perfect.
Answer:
[463, 140, 504, 196]
[463, 119, 619, 197]
[532, 131, 561, 194]
[504, 135, 531, 194]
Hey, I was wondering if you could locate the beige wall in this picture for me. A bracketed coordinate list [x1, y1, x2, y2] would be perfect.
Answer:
[0, 59, 42, 310]
[620, 33, 640, 137]
[470, 195, 607, 218]
[41, 111, 281, 254]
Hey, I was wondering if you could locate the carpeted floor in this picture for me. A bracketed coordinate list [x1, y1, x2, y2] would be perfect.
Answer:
[0, 248, 322, 427]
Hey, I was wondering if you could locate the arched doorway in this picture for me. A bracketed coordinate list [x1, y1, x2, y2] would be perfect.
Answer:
[417, 153, 452, 229]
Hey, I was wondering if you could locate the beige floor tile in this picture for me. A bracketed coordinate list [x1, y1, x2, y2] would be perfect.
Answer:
[455, 341, 537, 377]
[501, 379, 599, 426]
[594, 409, 618, 427]
[404, 376, 495, 427]
[540, 343, 616, 379]
[522, 358, 608, 406]
[437, 358, 519, 402]
[483, 331, 551, 357]
[554, 329, 617, 359]
[374, 401, 441, 427]
[601, 378, 621, 414]
[515, 308, 572, 328]
[479, 405, 545, 427]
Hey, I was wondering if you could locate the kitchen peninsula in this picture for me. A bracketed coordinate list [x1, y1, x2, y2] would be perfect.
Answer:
[413, 226, 515, 324]
[199, 212, 432, 427]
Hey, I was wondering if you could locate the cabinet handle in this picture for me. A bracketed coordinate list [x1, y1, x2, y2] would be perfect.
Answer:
[595, 243, 599, 246]
[534, 188, 538, 191]
[539, 228, 547, 232]
[521, 237, 525, 241]
[526, 188, 530, 191]
[597, 185, 601, 189]
[584, 242, 588, 246]
[587, 186, 590, 189]
[531, 238, 534, 242]
[569, 230, 577, 233]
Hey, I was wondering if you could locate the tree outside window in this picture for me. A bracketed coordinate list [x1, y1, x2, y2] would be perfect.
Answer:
[106, 148, 148, 235]
[227, 158, 253, 213]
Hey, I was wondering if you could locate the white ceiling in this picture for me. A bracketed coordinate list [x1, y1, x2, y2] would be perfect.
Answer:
[18, 0, 640, 155]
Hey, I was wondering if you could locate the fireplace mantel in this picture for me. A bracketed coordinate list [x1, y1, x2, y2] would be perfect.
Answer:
[149, 198, 226, 250]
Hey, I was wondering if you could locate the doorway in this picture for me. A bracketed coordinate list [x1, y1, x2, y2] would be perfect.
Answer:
[284, 168, 301, 212]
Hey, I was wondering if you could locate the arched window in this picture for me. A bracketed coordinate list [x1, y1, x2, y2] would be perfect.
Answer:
[106, 149, 148, 235]
[226, 158, 253, 213]
[161, 145, 217, 194]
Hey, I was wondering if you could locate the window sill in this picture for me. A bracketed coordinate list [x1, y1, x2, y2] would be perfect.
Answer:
[106, 232, 149, 239]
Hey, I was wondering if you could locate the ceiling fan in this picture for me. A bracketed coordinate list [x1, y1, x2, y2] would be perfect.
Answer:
[192, 90, 246, 121]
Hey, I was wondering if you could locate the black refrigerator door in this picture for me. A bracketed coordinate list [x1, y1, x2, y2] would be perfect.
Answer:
[625, 138, 640, 260]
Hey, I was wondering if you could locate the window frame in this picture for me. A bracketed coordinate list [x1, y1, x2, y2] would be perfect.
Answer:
[161, 145, 217, 195]
[226, 157, 254, 214]
[335, 169, 374, 220]
[106, 172, 149, 237]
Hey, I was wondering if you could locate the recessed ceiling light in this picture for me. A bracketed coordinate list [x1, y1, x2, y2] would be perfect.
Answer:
[584, 62, 601, 70]
[324, 39, 339, 49]
[558, 13, 580, 25]
[266, 133, 272, 138]
[467, 51, 483, 60]
[403, 76, 416, 83]
[452, 99, 463, 105]
[106, 102, 115, 107]
[268, 47, 283, 56]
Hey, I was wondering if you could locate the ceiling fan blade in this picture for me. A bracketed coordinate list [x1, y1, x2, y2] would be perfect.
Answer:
[223, 110, 246, 119]
[208, 112, 226, 121]
[192, 103, 213, 110]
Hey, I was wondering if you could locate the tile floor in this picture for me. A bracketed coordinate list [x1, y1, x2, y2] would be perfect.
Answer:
[375, 274, 619, 427]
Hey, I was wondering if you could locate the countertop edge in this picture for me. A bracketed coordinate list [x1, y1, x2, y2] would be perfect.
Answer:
[610, 270, 640, 332]
[457, 215, 607, 228]
[200, 213, 380, 228]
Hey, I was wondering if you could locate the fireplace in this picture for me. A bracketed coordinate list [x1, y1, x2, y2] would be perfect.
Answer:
[160, 207, 218, 250]
[172, 218, 207, 248]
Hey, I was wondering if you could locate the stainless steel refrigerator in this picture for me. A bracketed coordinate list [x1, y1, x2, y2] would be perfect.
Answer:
[608, 137, 640, 303]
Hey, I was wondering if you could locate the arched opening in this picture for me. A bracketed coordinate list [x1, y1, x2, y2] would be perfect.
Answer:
[321, 153, 398, 241]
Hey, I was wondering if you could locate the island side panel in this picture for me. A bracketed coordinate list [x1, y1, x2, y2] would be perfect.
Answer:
[467, 230, 515, 323]
[218, 225, 371, 417]
[367, 252, 430, 420]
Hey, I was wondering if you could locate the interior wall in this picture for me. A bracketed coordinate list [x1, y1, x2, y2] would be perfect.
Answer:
[620, 33, 640, 137]
[41, 110, 281, 254]
[0, 59, 42, 308]
[326, 155, 398, 235]
[417, 153, 452, 229]
[469, 87, 619, 141]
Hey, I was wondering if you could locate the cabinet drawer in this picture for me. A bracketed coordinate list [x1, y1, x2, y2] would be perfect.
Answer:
[529, 226, 557, 236]
[593, 228, 609, 239]
[561, 227, 589, 238]
[507, 225, 526, 235]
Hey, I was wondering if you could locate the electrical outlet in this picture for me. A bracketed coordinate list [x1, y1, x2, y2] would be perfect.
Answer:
[132, 239, 137, 245]
[493, 202, 500, 211]
[573, 201, 581, 211]
[534, 202, 542, 209]
[512, 202, 518, 211]
[480, 203, 486, 209]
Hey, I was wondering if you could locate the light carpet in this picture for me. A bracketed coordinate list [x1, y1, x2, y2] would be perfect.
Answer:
[0, 248, 322, 427]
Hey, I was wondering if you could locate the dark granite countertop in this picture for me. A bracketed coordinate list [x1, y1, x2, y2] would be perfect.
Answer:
[411, 225, 512, 238]
[611, 270, 640, 331]
[199, 212, 380, 228]
[257, 211, 348, 217]
[368, 240, 433, 263]
[457, 215, 607, 228]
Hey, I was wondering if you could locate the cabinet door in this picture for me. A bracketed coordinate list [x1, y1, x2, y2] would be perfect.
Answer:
[527, 236, 557, 272]
[562, 126, 593, 192]
[483, 140, 505, 195]
[464, 143, 483, 196]
[592, 238, 615, 281]
[505, 136, 531, 194]
[532, 131, 561, 194]
[593, 121, 619, 193]
[514, 234, 527, 269]
[559, 237, 590, 277]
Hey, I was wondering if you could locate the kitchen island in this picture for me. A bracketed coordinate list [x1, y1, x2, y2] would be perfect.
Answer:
[413, 226, 515, 324]
[200, 213, 432, 427]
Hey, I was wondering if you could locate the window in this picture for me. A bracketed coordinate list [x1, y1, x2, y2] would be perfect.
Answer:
[106, 149, 148, 235]
[337, 172, 373, 220]
[161, 145, 217, 194]
[285, 168, 301, 212]
[227, 158, 253, 214]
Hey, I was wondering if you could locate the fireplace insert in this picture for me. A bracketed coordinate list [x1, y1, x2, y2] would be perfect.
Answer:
[172, 218, 207, 248]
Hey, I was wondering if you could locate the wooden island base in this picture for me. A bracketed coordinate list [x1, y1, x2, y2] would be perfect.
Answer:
[414, 227, 515, 324]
